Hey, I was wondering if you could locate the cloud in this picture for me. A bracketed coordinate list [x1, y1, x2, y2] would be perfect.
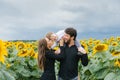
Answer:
[60, 0, 120, 29]
[0, 0, 120, 40]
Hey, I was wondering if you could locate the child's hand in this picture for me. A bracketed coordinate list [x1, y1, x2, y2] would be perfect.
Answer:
[78, 47, 86, 54]
[54, 48, 61, 54]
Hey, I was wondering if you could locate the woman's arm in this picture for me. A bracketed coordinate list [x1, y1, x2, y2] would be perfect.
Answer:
[45, 46, 65, 60]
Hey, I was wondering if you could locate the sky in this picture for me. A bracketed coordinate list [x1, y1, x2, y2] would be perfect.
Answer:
[0, 0, 120, 40]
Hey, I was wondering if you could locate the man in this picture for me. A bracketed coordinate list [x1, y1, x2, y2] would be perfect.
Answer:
[58, 27, 88, 80]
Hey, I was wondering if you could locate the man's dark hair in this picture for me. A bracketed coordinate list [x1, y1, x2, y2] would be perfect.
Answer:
[65, 27, 77, 40]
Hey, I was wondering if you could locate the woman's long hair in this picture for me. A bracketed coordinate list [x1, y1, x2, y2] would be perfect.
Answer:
[38, 38, 47, 70]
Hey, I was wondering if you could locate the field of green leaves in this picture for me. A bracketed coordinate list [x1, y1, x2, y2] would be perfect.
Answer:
[0, 36, 120, 80]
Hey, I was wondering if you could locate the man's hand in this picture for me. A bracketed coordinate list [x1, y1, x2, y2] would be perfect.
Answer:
[59, 38, 64, 46]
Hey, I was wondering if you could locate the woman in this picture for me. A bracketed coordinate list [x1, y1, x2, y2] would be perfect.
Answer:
[38, 38, 64, 80]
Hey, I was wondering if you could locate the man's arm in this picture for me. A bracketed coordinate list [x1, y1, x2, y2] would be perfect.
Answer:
[78, 53, 88, 66]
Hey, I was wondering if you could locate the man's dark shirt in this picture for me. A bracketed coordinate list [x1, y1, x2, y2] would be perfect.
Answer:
[58, 44, 88, 80]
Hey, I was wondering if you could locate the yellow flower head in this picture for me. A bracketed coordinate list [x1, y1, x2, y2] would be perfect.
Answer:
[111, 42, 118, 47]
[17, 49, 28, 57]
[112, 51, 120, 56]
[88, 40, 93, 46]
[94, 40, 101, 45]
[33, 52, 38, 59]
[0, 40, 8, 64]
[16, 42, 26, 50]
[116, 36, 120, 41]
[93, 44, 108, 55]
[26, 43, 33, 48]
[29, 48, 35, 57]
[114, 59, 120, 67]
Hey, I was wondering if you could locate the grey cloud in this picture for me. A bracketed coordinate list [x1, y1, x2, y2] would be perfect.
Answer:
[0, 0, 120, 40]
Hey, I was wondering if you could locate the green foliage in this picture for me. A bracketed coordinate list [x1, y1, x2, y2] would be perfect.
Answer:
[1, 39, 120, 80]
[79, 51, 120, 80]
[4, 48, 42, 80]
[0, 63, 15, 80]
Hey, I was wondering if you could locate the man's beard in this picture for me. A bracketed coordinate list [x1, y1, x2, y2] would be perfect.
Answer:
[65, 39, 71, 45]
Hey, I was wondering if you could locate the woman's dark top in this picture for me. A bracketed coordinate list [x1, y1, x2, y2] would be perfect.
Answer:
[40, 47, 64, 80]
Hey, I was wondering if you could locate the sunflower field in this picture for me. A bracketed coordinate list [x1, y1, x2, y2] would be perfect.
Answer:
[0, 36, 120, 80]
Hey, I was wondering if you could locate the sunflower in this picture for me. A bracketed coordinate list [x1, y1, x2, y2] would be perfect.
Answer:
[14, 42, 18, 46]
[114, 59, 120, 67]
[88, 40, 93, 46]
[94, 40, 101, 45]
[33, 52, 38, 59]
[109, 36, 115, 41]
[89, 38, 93, 41]
[108, 36, 115, 43]
[116, 37, 120, 41]
[17, 49, 29, 57]
[80, 40, 85, 44]
[29, 48, 35, 57]
[4, 41, 11, 48]
[26, 43, 33, 48]
[16, 42, 26, 50]
[32, 45, 37, 49]
[6, 42, 13, 48]
[111, 41, 118, 47]
[112, 51, 120, 56]
[80, 40, 86, 45]
[0, 56, 5, 64]
[93, 44, 108, 55]
[0, 40, 8, 64]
